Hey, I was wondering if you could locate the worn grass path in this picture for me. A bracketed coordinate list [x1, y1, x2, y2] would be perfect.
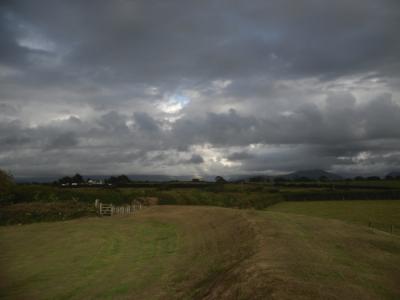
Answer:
[1, 205, 399, 299]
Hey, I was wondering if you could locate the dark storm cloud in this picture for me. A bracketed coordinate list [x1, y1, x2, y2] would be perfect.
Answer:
[2, 0, 399, 84]
[45, 131, 79, 150]
[227, 152, 255, 161]
[185, 154, 204, 165]
[0, 103, 18, 115]
[169, 95, 400, 147]
[133, 112, 160, 133]
[171, 109, 258, 147]
[233, 146, 338, 173]
[97, 111, 129, 133]
[1, 0, 400, 176]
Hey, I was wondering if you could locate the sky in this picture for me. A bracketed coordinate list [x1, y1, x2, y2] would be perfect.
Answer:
[1, 0, 400, 178]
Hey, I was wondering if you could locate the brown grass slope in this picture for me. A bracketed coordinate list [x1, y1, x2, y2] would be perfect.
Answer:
[1, 206, 400, 299]
[201, 210, 400, 299]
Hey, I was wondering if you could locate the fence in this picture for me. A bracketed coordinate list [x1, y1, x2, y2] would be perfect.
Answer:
[95, 199, 142, 216]
[368, 221, 398, 235]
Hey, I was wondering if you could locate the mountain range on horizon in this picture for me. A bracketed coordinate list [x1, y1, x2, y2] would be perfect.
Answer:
[13, 169, 400, 183]
[280, 169, 343, 180]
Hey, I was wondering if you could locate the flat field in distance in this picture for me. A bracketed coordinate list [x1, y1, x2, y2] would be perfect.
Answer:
[267, 200, 400, 234]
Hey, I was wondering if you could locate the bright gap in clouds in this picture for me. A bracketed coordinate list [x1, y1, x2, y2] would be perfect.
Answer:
[158, 94, 190, 114]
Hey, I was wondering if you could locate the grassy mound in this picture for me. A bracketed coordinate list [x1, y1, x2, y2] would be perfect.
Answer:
[1, 206, 399, 299]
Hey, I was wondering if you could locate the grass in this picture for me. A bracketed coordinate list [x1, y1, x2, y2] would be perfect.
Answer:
[0, 217, 180, 299]
[267, 200, 400, 234]
[1, 206, 400, 299]
[0, 207, 254, 300]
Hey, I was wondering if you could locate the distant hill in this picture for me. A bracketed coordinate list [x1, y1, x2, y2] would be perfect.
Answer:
[228, 174, 269, 182]
[230, 169, 342, 182]
[280, 169, 342, 180]
[386, 171, 400, 179]
[229, 174, 275, 183]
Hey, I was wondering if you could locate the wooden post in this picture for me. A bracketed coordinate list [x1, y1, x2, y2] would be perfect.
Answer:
[99, 203, 102, 215]
[95, 199, 99, 209]
[390, 225, 394, 233]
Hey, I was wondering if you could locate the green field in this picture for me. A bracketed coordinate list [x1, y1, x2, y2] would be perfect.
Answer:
[267, 200, 400, 234]
[1, 206, 400, 299]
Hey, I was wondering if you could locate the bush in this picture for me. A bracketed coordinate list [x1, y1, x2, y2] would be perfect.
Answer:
[10, 185, 129, 204]
[0, 201, 96, 225]
[0, 169, 15, 203]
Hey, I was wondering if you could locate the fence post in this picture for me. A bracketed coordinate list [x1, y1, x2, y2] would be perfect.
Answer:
[390, 225, 394, 233]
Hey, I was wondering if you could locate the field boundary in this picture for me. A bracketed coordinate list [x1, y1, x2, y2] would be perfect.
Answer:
[368, 221, 398, 234]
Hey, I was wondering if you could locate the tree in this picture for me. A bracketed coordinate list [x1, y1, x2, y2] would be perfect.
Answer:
[117, 175, 131, 184]
[71, 173, 84, 183]
[58, 176, 73, 185]
[0, 169, 15, 202]
[319, 176, 328, 182]
[106, 175, 131, 185]
[215, 176, 227, 183]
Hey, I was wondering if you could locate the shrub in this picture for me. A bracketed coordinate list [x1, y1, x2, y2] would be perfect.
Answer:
[0, 201, 96, 225]
[0, 169, 15, 203]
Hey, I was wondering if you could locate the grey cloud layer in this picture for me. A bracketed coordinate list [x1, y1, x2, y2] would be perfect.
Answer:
[1, 0, 400, 176]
